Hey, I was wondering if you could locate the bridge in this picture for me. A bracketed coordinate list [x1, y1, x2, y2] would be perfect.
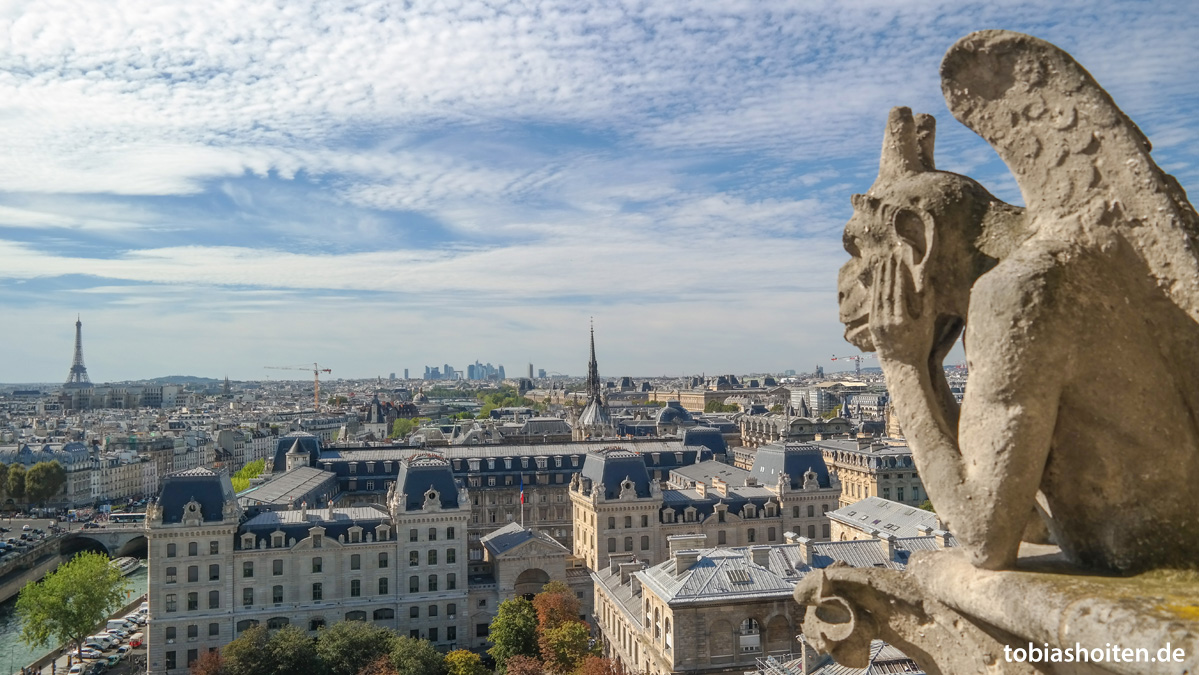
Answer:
[63, 524, 147, 558]
[0, 525, 147, 603]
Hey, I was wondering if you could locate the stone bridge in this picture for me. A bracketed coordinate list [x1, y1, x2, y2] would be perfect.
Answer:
[62, 524, 147, 558]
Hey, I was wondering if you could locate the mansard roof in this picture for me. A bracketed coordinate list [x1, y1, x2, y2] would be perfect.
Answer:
[580, 447, 653, 499]
[394, 454, 461, 511]
[158, 467, 236, 524]
[750, 442, 833, 489]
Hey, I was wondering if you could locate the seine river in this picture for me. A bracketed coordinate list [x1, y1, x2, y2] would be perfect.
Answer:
[0, 565, 148, 674]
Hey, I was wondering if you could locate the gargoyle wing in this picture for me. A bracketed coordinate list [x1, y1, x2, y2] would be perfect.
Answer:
[940, 30, 1199, 320]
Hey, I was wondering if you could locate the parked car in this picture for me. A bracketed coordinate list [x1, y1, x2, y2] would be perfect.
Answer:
[83, 522, 101, 529]
[78, 647, 103, 660]
[21, 524, 30, 531]
[68, 665, 84, 675]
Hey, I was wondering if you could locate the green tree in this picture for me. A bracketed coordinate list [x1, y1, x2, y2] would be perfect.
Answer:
[919, 499, 935, 513]
[16, 551, 131, 657]
[704, 400, 739, 413]
[0, 463, 8, 499]
[443, 650, 485, 675]
[488, 597, 540, 671]
[539, 622, 595, 674]
[389, 637, 446, 675]
[223, 624, 273, 675]
[390, 417, 429, 440]
[575, 656, 627, 675]
[25, 461, 67, 506]
[269, 624, 326, 675]
[316, 621, 396, 675]
[8, 463, 26, 502]
[770, 404, 784, 413]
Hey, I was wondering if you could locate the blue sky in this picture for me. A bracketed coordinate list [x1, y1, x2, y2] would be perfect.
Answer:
[1, 0, 1197, 382]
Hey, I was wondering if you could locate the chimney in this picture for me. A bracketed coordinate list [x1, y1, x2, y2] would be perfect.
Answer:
[619, 561, 641, 585]
[300, 501, 307, 520]
[933, 529, 951, 548]
[750, 545, 771, 567]
[877, 532, 896, 561]
[674, 550, 700, 576]
[917, 525, 933, 536]
[610, 553, 634, 576]
[695, 481, 706, 497]
[668, 533, 707, 556]
[784, 531, 799, 544]
[797, 536, 815, 566]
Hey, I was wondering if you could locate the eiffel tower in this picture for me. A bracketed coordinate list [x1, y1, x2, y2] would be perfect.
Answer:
[64, 315, 92, 388]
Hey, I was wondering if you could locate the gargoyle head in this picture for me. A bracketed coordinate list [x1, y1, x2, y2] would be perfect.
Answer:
[839, 107, 1016, 353]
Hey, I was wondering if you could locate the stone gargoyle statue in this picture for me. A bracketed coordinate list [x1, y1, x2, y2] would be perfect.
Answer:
[839, 29, 1199, 574]
[796, 30, 1199, 674]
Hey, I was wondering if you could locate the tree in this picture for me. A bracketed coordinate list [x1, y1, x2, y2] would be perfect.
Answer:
[488, 597, 540, 671]
[190, 649, 227, 675]
[538, 621, 595, 674]
[704, 400, 739, 413]
[389, 636, 445, 675]
[919, 499, 935, 513]
[8, 463, 26, 502]
[357, 656, 398, 675]
[533, 581, 580, 633]
[503, 655, 545, 675]
[269, 625, 326, 675]
[575, 656, 628, 675]
[25, 461, 67, 506]
[443, 650, 485, 675]
[0, 463, 8, 499]
[222, 624, 273, 675]
[16, 551, 131, 657]
[390, 417, 428, 439]
[316, 621, 396, 675]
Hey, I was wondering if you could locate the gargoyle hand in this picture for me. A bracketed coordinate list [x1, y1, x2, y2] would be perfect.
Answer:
[868, 255, 935, 365]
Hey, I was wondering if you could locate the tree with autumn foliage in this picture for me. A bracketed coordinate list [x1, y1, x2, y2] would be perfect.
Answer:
[444, 650, 487, 675]
[503, 655, 545, 675]
[190, 649, 227, 675]
[532, 581, 581, 633]
[539, 621, 597, 674]
[574, 656, 629, 675]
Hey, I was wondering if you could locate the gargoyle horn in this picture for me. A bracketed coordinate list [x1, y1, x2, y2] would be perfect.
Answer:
[875, 107, 936, 188]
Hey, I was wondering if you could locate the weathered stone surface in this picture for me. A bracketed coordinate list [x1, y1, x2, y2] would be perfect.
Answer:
[838, 29, 1199, 574]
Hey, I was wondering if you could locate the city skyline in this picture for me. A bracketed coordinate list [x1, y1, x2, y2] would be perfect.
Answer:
[0, 2, 1196, 381]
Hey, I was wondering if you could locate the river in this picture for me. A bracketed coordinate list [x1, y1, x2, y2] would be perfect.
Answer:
[0, 564, 147, 675]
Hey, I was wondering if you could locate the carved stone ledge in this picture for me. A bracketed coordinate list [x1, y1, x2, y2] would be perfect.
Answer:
[794, 548, 1199, 675]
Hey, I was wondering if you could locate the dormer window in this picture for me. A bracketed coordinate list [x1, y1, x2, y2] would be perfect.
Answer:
[487, 459, 495, 470]
[571, 456, 579, 467]
[312, 535, 322, 548]
[272, 534, 284, 548]
[366, 462, 375, 473]
[349, 463, 357, 474]
[469, 459, 480, 471]
[536, 457, 548, 470]
[385, 461, 393, 472]
[554, 456, 562, 467]
[504, 458, 513, 469]
[521, 457, 529, 468]
[241, 535, 255, 549]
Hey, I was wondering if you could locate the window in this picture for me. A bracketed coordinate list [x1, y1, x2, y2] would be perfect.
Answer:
[447, 526, 455, 539]
[429, 627, 438, 642]
[624, 516, 632, 528]
[350, 530, 361, 543]
[410, 551, 419, 567]
[410, 529, 418, 542]
[428, 574, 438, 591]
[822, 524, 830, 538]
[273, 585, 283, 604]
[624, 537, 633, 552]
[448, 626, 457, 641]
[410, 606, 420, 618]
[210, 541, 219, 555]
[273, 560, 283, 576]
[166, 566, 177, 584]
[429, 604, 438, 617]
[379, 552, 388, 568]
[897, 487, 905, 502]
[209, 623, 219, 637]
[243, 588, 253, 607]
[188, 542, 198, 556]
[188, 649, 198, 667]
[187, 592, 198, 611]
[447, 573, 456, 590]
[236, 619, 259, 632]
[312, 534, 322, 548]
[411, 630, 420, 639]
[351, 554, 361, 570]
[808, 525, 816, 538]
[792, 506, 800, 518]
[312, 557, 322, 573]
[448, 603, 457, 617]
[410, 576, 419, 593]
[188, 625, 199, 640]
[429, 527, 437, 541]
[351, 580, 361, 597]
[640, 536, 649, 550]
[310, 618, 326, 631]
[477, 624, 489, 638]
[748, 528, 756, 543]
[607, 517, 615, 529]
[209, 564, 220, 581]
[822, 504, 830, 513]
[768, 527, 776, 542]
[718, 510, 725, 523]
[718, 531, 726, 545]
[912, 486, 920, 501]
[446, 548, 456, 564]
[243, 561, 253, 578]
[166, 652, 176, 669]
[428, 550, 437, 565]
[187, 566, 198, 583]
[267, 617, 289, 629]
[167, 543, 176, 558]
[883, 487, 891, 499]
[808, 505, 815, 517]
[608, 538, 616, 553]
[209, 590, 219, 609]
[374, 608, 394, 620]
[166, 626, 177, 642]
[641, 515, 649, 527]
[379, 578, 388, 594]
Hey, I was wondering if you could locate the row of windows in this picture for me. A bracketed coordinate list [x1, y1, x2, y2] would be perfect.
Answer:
[233, 573, 461, 607]
[468, 473, 568, 488]
[460, 456, 578, 471]
[164, 565, 219, 584]
[607, 515, 651, 529]
[881, 486, 919, 501]
[243, 552, 389, 578]
[409, 527, 455, 542]
[792, 505, 831, 518]
[410, 549, 456, 566]
[164, 541, 219, 558]
[164, 591, 220, 612]
[164, 623, 219, 642]
[231, 614, 458, 638]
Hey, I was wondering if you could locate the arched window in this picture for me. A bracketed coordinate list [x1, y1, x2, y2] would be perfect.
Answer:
[345, 611, 367, 622]
[428, 550, 438, 565]
[236, 619, 259, 633]
[309, 618, 325, 631]
[312, 557, 322, 573]
[654, 608, 661, 640]
[167, 543, 177, 558]
[664, 618, 672, 649]
[267, 617, 289, 629]
[429, 574, 438, 591]
[410, 576, 419, 592]
[624, 516, 632, 528]
[447, 573, 456, 589]
[747, 528, 756, 543]
[373, 608, 394, 620]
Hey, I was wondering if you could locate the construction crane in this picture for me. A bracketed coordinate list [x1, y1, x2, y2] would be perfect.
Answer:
[831, 353, 875, 379]
[264, 363, 332, 410]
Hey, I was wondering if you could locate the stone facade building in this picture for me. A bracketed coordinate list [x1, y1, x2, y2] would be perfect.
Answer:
[810, 438, 924, 508]
[736, 415, 851, 449]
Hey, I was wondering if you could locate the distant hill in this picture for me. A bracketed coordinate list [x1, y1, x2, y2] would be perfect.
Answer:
[141, 375, 223, 384]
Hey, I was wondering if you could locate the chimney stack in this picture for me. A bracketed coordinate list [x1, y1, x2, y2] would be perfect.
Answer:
[933, 529, 951, 548]
[619, 561, 641, 585]
[750, 545, 771, 568]
[797, 536, 815, 566]
[877, 532, 896, 561]
[674, 550, 700, 576]
[668, 533, 707, 556]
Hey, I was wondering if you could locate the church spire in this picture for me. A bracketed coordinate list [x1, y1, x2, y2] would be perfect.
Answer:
[586, 319, 601, 402]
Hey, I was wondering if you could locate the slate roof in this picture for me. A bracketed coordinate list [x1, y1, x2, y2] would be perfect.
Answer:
[749, 443, 834, 489]
[237, 466, 340, 510]
[238, 505, 391, 548]
[580, 447, 653, 499]
[272, 432, 320, 473]
[638, 548, 797, 604]
[680, 426, 728, 455]
[829, 497, 938, 538]
[480, 522, 569, 557]
[394, 454, 461, 511]
[158, 467, 236, 524]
